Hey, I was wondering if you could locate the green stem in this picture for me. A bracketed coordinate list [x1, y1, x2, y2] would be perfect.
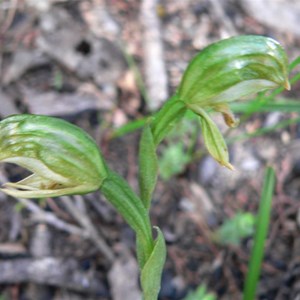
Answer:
[101, 170, 154, 264]
[150, 94, 187, 146]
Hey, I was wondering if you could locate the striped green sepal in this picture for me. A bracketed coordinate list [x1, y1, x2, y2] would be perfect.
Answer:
[0, 114, 108, 198]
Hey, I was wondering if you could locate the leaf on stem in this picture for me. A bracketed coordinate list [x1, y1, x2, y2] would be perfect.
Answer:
[139, 124, 158, 210]
[197, 108, 234, 170]
[141, 227, 166, 300]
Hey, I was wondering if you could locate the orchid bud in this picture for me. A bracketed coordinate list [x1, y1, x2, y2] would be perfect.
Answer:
[178, 35, 290, 127]
[0, 114, 108, 198]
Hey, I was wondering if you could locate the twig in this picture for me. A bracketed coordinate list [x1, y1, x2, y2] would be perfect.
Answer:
[0, 257, 106, 294]
[1, 173, 113, 261]
[15, 197, 89, 238]
[140, 0, 168, 111]
[28, 224, 52, 299]
[208, 0, 237, 36]
[61, 196, 114, 263]
[0, 0, 18, 35]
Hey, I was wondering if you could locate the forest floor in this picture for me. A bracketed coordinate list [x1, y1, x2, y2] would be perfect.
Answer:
[1, 0, 300, 299]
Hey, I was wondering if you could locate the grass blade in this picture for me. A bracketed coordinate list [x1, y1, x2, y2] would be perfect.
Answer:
[110, 117, 147, 138]
[243, 167, 276, 300]
[230, 100, 300, 113]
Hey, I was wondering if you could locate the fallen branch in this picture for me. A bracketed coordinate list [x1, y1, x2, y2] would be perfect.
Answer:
[0, 257, 106, 294]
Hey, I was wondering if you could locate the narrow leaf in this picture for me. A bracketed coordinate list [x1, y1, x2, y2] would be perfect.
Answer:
[111, 117, 147, 139]
[141, 227, 166, 300]
[243, 167, 276, 300]
[230, 100, 300, 114]
[151, 95, 187, 146]
[101, 170, 154, 261]
[139, 124, 158, 210]
[197, 108, 233, 170]
[136, 234, 147, 269]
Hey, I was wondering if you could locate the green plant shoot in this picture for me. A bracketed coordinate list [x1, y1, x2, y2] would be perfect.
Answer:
[0, 35, 290, 300]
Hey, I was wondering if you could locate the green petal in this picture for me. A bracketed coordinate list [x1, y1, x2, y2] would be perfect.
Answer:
[179, 35, 289, 107]
[195, 107, 234, 170]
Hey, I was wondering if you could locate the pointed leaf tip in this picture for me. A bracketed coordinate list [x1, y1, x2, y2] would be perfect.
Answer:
[284, 79, 291, 91]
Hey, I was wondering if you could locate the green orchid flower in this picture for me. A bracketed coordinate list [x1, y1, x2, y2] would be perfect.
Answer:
[0, 114, 108, 198]
[178, 35, 290, 125]
[177, 35, 290, 168]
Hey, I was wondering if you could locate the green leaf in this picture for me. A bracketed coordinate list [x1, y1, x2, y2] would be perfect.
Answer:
[101, 170, 154, 262]
[136, 234, 148, 269]
[151, 95, 187, 146]
[213, 212, 256, 246]
[139, 124, 158, 210]
[111, 117, 147, 139]
[230, 99, 300, 114]
[243, 167, 276, 300]
[141, 227, 166, 300]
[197, 108, 233, 170]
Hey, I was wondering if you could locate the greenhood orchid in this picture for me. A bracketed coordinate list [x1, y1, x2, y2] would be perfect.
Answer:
[0, 114, 108, 198]
[176, 35, 290, 168]
[178, 35, 290, 126]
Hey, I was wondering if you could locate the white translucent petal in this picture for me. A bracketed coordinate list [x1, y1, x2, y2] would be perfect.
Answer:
[2, 157, 70, 184]
[0, 184, 94, 199]
[207, 79, 278, 104]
